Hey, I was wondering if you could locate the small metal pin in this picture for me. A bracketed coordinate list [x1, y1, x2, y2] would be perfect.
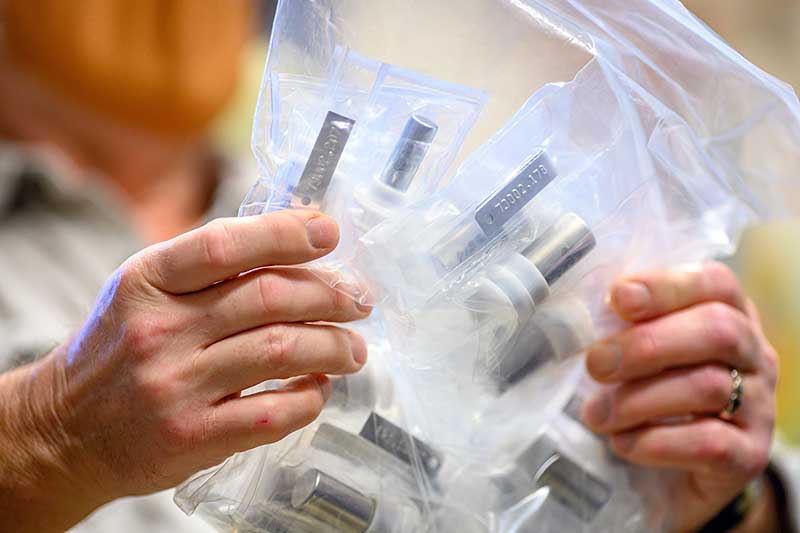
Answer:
[291, 468, 376, 532]
[379, 114, 438, 193]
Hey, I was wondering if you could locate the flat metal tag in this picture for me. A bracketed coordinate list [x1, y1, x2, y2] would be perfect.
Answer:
[359, 412, 443, 478]
[475, 152, 557, 238]
[292, 111, 355, 210]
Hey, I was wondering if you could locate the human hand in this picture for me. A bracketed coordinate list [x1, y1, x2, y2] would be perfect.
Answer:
[0, 210, 370, 531]
[581, 262, 778, 531]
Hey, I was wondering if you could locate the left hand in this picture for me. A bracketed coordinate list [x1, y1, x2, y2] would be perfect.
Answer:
[581, 262, 778, 531]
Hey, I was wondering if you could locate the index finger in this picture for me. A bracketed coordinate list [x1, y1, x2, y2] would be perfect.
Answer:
[140, 211, 339, 293]
[609, 262, 748, 322]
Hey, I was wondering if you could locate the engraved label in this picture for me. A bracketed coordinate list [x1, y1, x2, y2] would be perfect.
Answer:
[292, 111, 355, 210]
[359, 413, 443, 478]
[475, 152, 557, 238]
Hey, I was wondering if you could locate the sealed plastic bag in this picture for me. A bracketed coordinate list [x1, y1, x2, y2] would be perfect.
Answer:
[176, 0, 800, 531]
[239, 46, 487, 264]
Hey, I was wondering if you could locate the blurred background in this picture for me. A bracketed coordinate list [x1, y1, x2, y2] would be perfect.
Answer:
[211, 0, 800, 442]
[679, 0, 800, 444]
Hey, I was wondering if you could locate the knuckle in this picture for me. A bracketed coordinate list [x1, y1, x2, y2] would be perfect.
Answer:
[299, 388, 326, 427]
[284, 380, 327, 434]
[265, 397, 323, 444]
[695, 426, 735, 470]
[115, 260, 144, 292]
[763, 342, 779, 367]
[690, 365, 730, 406]
[122, 317, 164, 359]
[202, 219, 235, 270]
[263, 325, 295, 371]
[133, 369, 177, 407]
[642, 435, 670, 459]
[628, 326, 660, 363]
[609, 436, 632, 458]
[256, 274, 286, 316]
[137, 244, 174, 289]
[157, 413, 195, 454]
[762, 345, 780, 387]
[107, 258, 161, 305]
[323, 286, 356, 321]
[338, 329, 360, 367]
[703, 303, 745, 352]
[122, 313, 185, 360]
[91, 266, 142, 318]
[262, 214, 294, 256]
[318, 327, 357, 374]
[703, 262, 741, 301]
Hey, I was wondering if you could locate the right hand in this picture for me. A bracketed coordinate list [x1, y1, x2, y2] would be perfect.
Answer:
[1, 210, 370, 530]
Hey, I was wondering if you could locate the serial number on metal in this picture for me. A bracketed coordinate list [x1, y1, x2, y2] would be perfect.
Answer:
[359, 412, 443, 478]
[475, 152, 557, 238]
[292, 111, 355, 210]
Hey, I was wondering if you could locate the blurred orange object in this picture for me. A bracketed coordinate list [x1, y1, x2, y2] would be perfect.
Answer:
[3, 0, 253, 134]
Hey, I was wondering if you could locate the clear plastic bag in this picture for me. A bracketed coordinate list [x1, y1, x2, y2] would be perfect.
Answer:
[176, 0, 800, 531]
[239, 46, 487, 265]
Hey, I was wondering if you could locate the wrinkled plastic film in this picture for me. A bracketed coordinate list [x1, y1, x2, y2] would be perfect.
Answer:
[176, 0, 799, 532]
[240, 47, 487, 288]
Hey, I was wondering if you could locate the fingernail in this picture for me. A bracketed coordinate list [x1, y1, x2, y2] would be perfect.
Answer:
[355, 301, 372, 314]
[612, 433, 635, 454]
[586, 341, 622, 379]
[306, 216, 338, 249]
[348, 331, 368, 365]
[612, 281, 650, 317]
[582, 393, 612, 428]
[316, 374, 332, 401]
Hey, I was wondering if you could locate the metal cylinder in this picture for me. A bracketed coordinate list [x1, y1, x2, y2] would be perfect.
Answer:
[516, 434, 611, 522]
[521, 213, 596, 285]
[379, 114, 438, 192]
[291, 468, 376, 532]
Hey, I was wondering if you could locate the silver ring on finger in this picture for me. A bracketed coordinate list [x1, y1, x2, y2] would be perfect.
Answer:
[719, 368, 744, 421]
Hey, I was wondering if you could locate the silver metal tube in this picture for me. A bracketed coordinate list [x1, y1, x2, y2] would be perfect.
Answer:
[515, 434, 611, 521]
[291, 468, 375, 532]
[379, 114, 438, 192]
[521, 212, 596, 285]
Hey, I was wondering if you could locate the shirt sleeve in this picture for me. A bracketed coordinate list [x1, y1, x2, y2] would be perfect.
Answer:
[767, 436, 800, 532]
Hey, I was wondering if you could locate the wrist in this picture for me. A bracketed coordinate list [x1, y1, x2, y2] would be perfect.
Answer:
[0, 351, 107, 531]
[696, 474, 776, 533]
[730, 469, 785, 533]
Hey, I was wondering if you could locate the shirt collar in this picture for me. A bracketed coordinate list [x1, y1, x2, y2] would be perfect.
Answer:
[0, 141, 255, 222]
[0, 142, 96, 216]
